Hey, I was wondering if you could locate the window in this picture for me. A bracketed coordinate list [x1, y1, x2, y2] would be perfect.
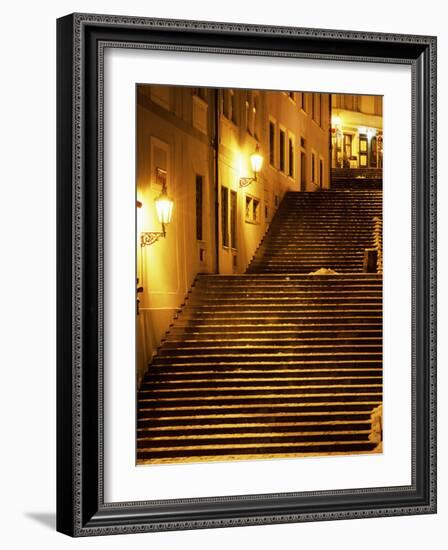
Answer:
[245, 195, 260, 224]
[359, 134, 368, 167]
[253, 94, 260, 139]
[288, 91, 295, 102]
[193, 87, 207, 101]
[246, 91, 259, 136]
[221, 186, 229, 247]
[288, 136, 294, 178]
[344, 133, 353, 158]
[269, 121, 275, 166]
[319, 94, 324, 127]
[315, 93, 321, 125]
[311, 93, 315, 120]
[223, 89, 237, 123]
[229, 89, 236, 123]
[311, 152, 316, 183]
[195, 175, 203, 241]
[319, 159, 323, 187]
[264, 192, 269, 222]
[300, 92, 306, 112]
[230, 191, 237, 249]
[279, 129, 286, 172]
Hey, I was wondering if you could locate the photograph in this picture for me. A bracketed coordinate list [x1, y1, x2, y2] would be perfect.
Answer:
[135, 85, 384, 465]
[55, 11, 436, 536]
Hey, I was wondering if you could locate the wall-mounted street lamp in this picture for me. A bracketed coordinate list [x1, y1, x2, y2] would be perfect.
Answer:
[139, 181, 174, 246]
[239, 144, 264, 188]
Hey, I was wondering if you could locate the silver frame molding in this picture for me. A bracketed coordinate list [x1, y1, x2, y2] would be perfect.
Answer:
[56, 13, 437, 537]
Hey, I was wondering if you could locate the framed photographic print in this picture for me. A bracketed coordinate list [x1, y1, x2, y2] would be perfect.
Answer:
[56, 13, 437, 536]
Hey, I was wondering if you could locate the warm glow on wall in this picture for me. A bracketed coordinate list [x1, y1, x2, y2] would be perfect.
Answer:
[240, 144, 264, 188]
[139, 185, 174, 246]
[250, 145, 263, 174]
[155, 189, 174, 226]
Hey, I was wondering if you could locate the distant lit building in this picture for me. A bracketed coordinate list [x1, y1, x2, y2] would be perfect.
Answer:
[331, 94, 383, 170]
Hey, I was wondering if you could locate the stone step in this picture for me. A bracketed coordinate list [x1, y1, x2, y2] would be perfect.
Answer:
[247, 268, 366, 273]
[157, 344, 382, 358]
[149, 359, 381, 371]
[139, 385, 382, 401]
[152, 353, 383, 366]
[165, 330, 382, 341]
[137, 441, 378, 462]
[190, 291, 382, 300]
[137, 432, 373, 449]
[163, 335, 381, 346]
[137, 402, 380, 417]
[195, 278, 382, 285]
[137, 408, 374, 426]
[137, 420, 372, 436]
[196, 273, 382, 279]
[185, 300, 382, 309]
[180, 311, 381, 322]
[142, 375, 382, 387]
[174, 320, 382, 330]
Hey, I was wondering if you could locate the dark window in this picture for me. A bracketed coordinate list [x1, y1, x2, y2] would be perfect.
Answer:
[319, 159, 323, 187]
[269, 121, 275, 166]
[221, 186, 229, 247]
[312, 152, 316, 183]
[319, 94, 324, 127]
[230, 190, 237, 249]
[252, 198, 260, 223]
[254, 94, 260, 139]
[315, 93, 321, 125]
[279, 129, 286, 172]
[195, 175, 203, 241]
[288, 138, 294, 177]
[300, 93, 306, 112]
[223, 89, 237, 123]
[245, 195, 260, 224]
[193, 87, 207, 101]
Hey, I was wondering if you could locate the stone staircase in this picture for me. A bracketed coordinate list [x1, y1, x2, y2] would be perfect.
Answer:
[248, 189, 382, 273]
[137, 186, 383, 464]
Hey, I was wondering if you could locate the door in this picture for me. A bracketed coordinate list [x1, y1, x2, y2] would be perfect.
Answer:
[359, 134, 368, 167]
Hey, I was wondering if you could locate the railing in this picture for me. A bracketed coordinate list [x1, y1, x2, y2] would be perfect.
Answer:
[372, 216, 383, 274]
[363, 216, 383, 273]
[369, 404, 383, 452]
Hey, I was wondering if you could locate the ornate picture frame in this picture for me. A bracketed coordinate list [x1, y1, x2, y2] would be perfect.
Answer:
[56, 13, 436, 536]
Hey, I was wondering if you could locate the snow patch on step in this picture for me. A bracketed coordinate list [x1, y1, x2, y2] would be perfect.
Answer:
[309, 268, 339, 275]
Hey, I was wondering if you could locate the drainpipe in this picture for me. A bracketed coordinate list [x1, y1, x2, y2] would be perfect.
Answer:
[329, 93, 333, 188]
[213, 88, 220, 274]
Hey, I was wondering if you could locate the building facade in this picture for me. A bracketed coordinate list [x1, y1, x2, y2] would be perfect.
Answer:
[136, 85, 331, 383]
[331, 94, 383, 170]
